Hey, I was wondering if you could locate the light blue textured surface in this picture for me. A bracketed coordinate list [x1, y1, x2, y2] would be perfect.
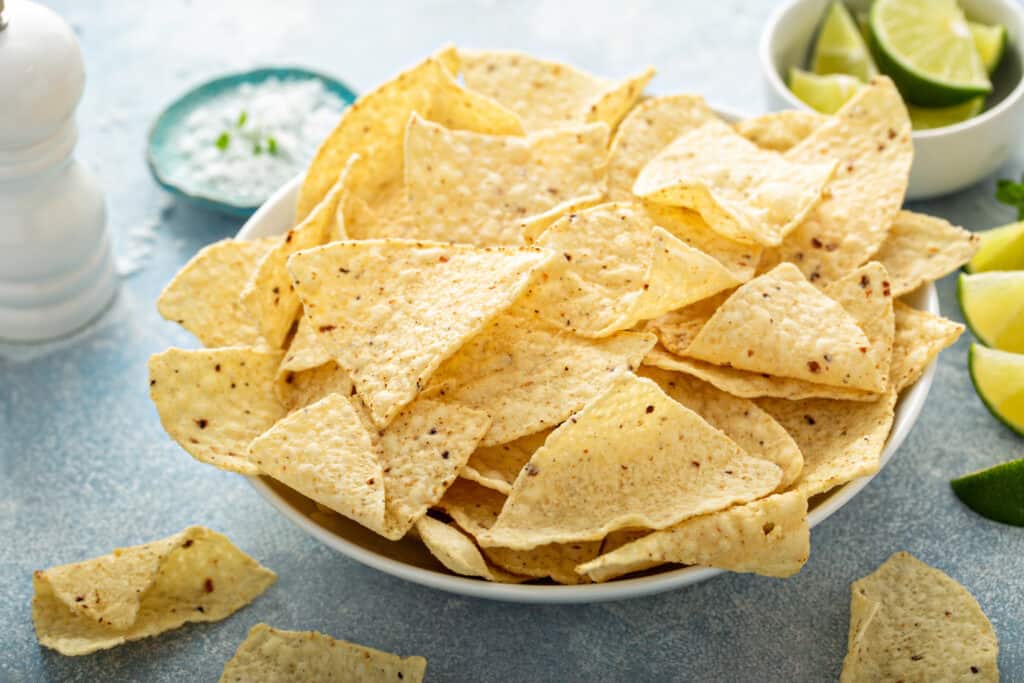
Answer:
[1, 1, 1022, 681]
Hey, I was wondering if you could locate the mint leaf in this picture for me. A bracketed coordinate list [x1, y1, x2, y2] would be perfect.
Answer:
[267, 137, 278, 155]
[995, 174, 1024, 219]
[236, 111, 248, 127]
[215, 132, 230, 150]
[253, 141, 263, 155]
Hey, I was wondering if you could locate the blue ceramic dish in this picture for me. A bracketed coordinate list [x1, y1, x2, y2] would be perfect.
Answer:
[146, 67, 357, 217]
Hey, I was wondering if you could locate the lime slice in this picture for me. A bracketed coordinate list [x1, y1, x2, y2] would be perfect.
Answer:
[968, 344, 1024, 437]
[869, 0, 992, 106]
[908, 97, 984, 130]
[812, 2, 878, 81]
[970, 20, 1008, 74]
[966, 221, 1024, 273]
[789, 68, 863, 114]
[951, 458, 1024, 526]
[959, 272, 1024, 352]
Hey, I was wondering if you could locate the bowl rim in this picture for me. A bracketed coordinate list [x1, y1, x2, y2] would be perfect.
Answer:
[758, 0, 1024, 138]
[237, 127, 937, 603]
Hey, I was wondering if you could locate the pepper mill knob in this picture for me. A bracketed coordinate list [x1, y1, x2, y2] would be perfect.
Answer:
[0, 0, 117, 341]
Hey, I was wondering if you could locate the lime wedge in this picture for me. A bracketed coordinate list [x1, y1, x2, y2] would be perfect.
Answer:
[970, 20, 1008, 74]
[812, 2, 878, 81]
[789, 68, 863, 114]
[968, 344, 1024, 437]
[966, 221, 1024, 273]
[959, 272, 1024, 352]
[869, 0, 992, 106]
[952, 458, 1024, 526]
[908, 97, 984, 130]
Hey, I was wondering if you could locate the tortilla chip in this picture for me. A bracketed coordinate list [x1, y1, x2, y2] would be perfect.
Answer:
[148, 347, 285, 475]
[577, 491, 809, 582]
[296, 49, 522, 221]
[219, 623, 427, 683]
[457, 49, 653, 132]
[824, 262, 896, 391]
[891, 301, 964, 392]
[757, 390, 897, 498]
[645, 291, 731, 356]
[249, 394, 387, 533]
[639, 366, 803, 488]
[429, 307, 654, 446]
[643, 347, 878, 401]
[521, 202, 739, 336]
[607, 94, 719, 200]
[400, 114, 609, 245]
[251, 392, 489, 539]
[873, 211, 981, 297]
[640, 203, 762, 282]
[735, 110, 827, 152]
[462, 429, 553, 495]
[761, 77, 913, 284]
[33, 527, 275, 656]
[437, 480, 600, 584]
[519, 193, 605, 243]
[157, 238, 275, 348]
[287, 239, 552, 427]
[634, 119, 837, 247]
[477, 374, 782, 549]
[275, 362, 354, 413]
[243, 154, 358, 348]
[278, 315, 332, 377]
[685, 264, 886, 392]
[415, 516, 524, 582]
[841, 552, 998, 682]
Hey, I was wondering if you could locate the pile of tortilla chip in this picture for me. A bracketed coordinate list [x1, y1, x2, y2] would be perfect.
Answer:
[149, 47, 978, 584]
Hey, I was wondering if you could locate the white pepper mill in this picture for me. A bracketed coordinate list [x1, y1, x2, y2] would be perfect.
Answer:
[0, 0, 117, 341]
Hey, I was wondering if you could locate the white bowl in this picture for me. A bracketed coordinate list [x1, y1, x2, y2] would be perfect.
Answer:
[238, 170, 937, 604]
[760, 0, 1024, 200]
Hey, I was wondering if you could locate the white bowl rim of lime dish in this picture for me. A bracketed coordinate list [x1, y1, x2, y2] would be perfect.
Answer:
[147, 67, 356, 216]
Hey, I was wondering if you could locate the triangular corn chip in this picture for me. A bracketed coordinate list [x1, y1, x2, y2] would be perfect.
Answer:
[400, 114, 609, 245]
[634, 119, 837, 247]
[148, 347, 285, 475]
[296, 48, 522, 221]
[288, 239, 553, 427]
[521, 203, 739, 336]
[462, 429, 553, 495]
[33, 527, 275, 656]
[429, 308, 654, 446]
[415, 516, 524, 582]
[824, 262, 896, 391]
[220, 623, 427, 683]
[643, 347, 879, 401]
[157, 237, 275, 348]
[250, 392, 490, 539]
[456, 49, 653, 132]
[607, 94, 719, 200]
[437, 480, 600, 584]
[249, 394, 387, 533]
[761, 78, 913, 284]
[735, 110, 827, 152]
[243, 154, 358, 348]
[891, 301, 964, 392]
[645, 291, 732, 356]
[272, 316, 352, 410]
[873, 211, 980, 297]
[639, 366, 803, 488]
[685, 263, 885, 392]
[841, 552, 998, 682]
[758, 389, 897, 498]
[577, 491, 809, 582]
[478, 374, 782, 549]
[640, 203, 761, 282]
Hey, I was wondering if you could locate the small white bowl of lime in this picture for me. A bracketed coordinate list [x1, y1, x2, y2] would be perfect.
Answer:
[761, 0, 1024, 200]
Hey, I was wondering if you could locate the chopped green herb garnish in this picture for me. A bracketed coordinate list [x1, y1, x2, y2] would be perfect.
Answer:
[236, 111, 248, 127]
[995, 174, 1024, 219]
[215, 132, 230, 150]
[267, 137, 278, 155]
[253, 141, 263, 155]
